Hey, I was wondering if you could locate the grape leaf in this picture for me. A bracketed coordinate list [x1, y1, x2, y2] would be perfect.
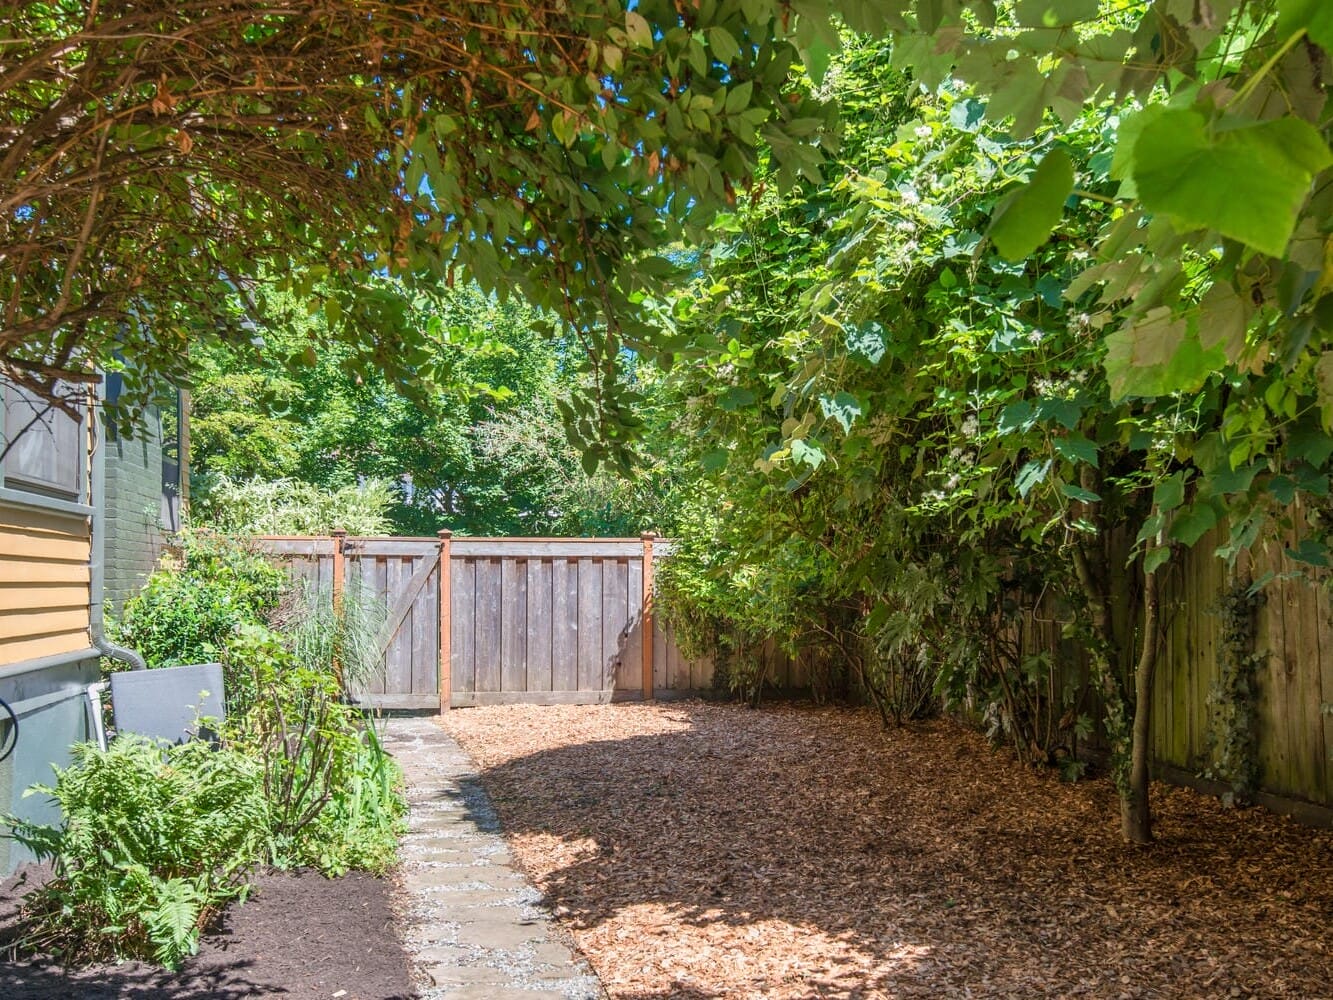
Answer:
[1130, 109, 1332, 258]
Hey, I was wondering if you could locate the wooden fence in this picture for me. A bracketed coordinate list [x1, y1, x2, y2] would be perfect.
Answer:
[258, 534, 713, 710]
[1146, 522, 1333, 808]
[258, 524, 1332, 810]
[1016, 520, 1333, 810]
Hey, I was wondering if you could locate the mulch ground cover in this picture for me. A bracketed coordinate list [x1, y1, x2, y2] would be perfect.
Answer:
[444, 701, 1333, 1000]
[0, 867, 415, 999]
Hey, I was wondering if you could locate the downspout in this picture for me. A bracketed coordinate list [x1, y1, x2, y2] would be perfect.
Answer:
[88, 384, 147, 671]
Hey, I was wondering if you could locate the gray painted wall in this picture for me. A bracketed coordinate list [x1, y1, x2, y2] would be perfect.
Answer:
[0, 655, 99, 875]
[103, 407, 167, 612]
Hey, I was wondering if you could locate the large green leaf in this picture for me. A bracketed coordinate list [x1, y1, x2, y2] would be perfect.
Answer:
[1168, 500, 1219, 546]
[1103, 307, 1226, 399]
[1129, 108, 1332, 258]
[987, 148, 1074, 261]
[1015, 459, 1052, 498]
[1278, 0, 1333, 49]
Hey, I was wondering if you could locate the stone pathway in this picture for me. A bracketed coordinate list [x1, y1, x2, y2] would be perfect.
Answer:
[382, 717, 606, 1000]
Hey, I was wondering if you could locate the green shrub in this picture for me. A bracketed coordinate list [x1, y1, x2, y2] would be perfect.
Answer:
[296, 722, 406, 876]
[114, 531, 286, 668]
[193, 475, 395, 536]
[3, 738, 266, 968]
[221, 612, 405, 876]
[220, 620, 294, 719]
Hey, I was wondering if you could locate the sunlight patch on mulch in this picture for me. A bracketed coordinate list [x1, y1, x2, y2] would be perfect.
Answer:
[444, 701, 1333, 999]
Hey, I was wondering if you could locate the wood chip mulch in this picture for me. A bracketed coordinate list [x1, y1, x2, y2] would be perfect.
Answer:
[443, 701, 1333, 1000]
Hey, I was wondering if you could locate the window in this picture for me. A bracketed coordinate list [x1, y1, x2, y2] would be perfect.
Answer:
[2, 382, 87, 501]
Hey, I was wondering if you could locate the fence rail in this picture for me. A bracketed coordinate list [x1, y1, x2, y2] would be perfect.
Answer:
[258, 533, 712, 710]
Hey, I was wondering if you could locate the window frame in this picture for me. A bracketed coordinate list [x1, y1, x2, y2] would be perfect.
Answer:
[0, 380, 94, 517]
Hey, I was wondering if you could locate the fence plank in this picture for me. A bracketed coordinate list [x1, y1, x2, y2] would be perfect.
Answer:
[350, 538, 440, 557]
[453, 690, 614, 707]
[501, 557, 528, 692]
[451, 556, 476, 695]
[526, 558, 553, 692]
[351, 693, 439, 711]
[387, 556, 415, 697]
[411, 560, 438, 697]
[552, 559, 578, 693]
[1298, 564, 1327, 800]
[601, 557, 626, 691]
[258, 537, 333, 556]
[621, 558, 644, 693]
[652, 618, 668, 693]
[1318, 582, 1333, 805]
[577, 557, 602, 690]
[474, 558, 502, 695]
[452, 539, 642, 558]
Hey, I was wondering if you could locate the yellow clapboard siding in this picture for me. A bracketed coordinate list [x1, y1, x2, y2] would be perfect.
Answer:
[0, 583, 88, 613]
[0, 504, 91, 564]
[0, 629, 91, 667]
[0, 530, 90, 562]
[0, 557, 89, 585]
[0, 506, 90, 537]
[0, 504, 94, 667]
[0, 607, 89, 642]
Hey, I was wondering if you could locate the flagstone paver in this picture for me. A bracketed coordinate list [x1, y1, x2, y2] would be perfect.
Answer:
[383, 717, 606, 1000]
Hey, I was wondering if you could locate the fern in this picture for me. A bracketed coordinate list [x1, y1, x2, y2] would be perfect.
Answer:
[144, 877, 207, 966]
[2, 737, 266, 968]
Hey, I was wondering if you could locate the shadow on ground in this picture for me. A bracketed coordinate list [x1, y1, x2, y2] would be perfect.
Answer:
[448, 702, 1333, 999]
[0, 870, 415, 1000]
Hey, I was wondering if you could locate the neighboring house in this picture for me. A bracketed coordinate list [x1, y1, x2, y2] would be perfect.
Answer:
[0, 379, 185, 875]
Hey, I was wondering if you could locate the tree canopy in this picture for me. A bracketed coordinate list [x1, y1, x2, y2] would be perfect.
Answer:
[641, 10, 1332, 843]
[1, 0, 832, 442]
[5, 1, 1329, 459]
[189, 284, 676, 535]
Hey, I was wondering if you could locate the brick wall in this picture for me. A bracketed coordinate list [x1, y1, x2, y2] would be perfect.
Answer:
[103, 406, 166, 611]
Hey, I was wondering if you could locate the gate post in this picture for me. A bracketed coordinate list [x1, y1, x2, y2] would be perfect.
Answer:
[438, 529, 453, 714]
[641, 531, 655, 701]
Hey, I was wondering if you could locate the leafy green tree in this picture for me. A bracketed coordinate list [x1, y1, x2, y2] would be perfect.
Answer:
[654, 27, 1332, 842]
[190, 283, 672, 535]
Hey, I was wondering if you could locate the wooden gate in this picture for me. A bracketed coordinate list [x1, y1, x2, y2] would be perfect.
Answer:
[257, 534, 712, 710]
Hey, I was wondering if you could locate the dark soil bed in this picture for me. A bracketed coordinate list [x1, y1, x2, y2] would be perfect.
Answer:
[446, 701, 1333, 999]
[0, 867, 415, 999]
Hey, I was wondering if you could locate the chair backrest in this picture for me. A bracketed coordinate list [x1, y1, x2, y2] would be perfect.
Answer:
[109, 663, 225, 744]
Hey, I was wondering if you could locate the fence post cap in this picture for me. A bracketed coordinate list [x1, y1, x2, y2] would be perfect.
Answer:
[331, 528, 348, 538]
[438, 529, 453, 540]
[640, 530, 657, 541]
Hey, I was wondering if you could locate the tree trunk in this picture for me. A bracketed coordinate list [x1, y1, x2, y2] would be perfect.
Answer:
[1121, 561, 1160, 844]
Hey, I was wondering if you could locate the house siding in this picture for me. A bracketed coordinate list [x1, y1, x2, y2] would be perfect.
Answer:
[103, 409, 166, 612]
[0, 503, 97, 875]
[0, 505, 92, 667]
